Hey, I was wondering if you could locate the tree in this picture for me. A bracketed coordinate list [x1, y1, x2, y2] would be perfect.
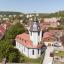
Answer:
[0, 40, 20, 62]
[59, 17, 64, 25]
[8, 48, 20, 62]
[0, 22, 26, 62]
[0, 40, 13, 62]
[23, 16, 29, 25]
[5, 23, 25, 39]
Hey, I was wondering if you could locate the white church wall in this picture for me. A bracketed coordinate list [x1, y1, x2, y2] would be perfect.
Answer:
[16, 41, 20, 49]
[30, 32, 38, 45]
[29, 30, 42, 46]
[30, 32, 40, 46]
[16, 41, 29, 57]
[28, 48, 41, 58]
[40, 30, 42, 41]
[16, 41, 41, 58]
[19, 43, 23, 52]
[39, 30, 42, 42]
[22, 46, 29, 57]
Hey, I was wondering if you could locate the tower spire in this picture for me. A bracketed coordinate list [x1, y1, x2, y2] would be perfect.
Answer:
[34, 13, 39, 21]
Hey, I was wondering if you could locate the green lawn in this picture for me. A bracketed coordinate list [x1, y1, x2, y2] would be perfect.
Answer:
[20, 53, 43, 64]
[54, 51, 64, 57]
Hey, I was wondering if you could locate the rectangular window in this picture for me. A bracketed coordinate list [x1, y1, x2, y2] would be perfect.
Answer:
[32, 50, 34, 55]
[38, 31, 40, 36]
[38, 49, 39, 54]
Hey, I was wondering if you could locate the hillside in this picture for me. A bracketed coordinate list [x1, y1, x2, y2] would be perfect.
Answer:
[0, 10, 64, 18]
[0, 11, 23, 15]
[39, 11, 64, 18]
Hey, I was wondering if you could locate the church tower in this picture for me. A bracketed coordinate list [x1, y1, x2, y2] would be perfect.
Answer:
[29, 17, 42, 46]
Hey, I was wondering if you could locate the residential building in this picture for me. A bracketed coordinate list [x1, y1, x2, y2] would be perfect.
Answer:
[43, 32, 56, 46]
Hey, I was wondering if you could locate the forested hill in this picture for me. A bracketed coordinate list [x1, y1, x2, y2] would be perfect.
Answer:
[0, 11, 23, 15]
[39, 11, 64, 18]
[0, 10, 64, 17]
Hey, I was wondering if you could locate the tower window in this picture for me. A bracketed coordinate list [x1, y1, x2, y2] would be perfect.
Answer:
[31, 32, 32, 36]
[32, 50, 34, 55]
[38, 32, 40, 36]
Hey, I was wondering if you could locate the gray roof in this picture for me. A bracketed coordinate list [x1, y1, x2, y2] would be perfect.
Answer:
[29, 20, 41, 32]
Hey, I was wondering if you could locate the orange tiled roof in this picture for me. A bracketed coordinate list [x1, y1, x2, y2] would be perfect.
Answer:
[49, 30, 64, 32]
[16, 33, 42, 48]
[40, 22, 59, 30]
[0, 25, 6, 33]
[49, 30, 64, 35]
[43, 32, 54, 39]
[1, 21, 11, 28]
[16, 33, 30, 41]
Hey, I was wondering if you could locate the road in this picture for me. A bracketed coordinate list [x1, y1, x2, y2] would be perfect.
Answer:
[43, 46, 54, 64]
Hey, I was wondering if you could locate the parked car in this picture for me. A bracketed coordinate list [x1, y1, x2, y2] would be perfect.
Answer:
[53, 43, 61, 47]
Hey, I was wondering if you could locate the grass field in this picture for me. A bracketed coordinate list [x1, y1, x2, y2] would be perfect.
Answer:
[54, 51, 64, 57]
[20, 53, 44, 64]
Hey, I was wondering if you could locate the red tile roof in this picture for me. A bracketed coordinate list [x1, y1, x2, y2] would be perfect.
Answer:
[1, 21, 11, 29]
[40, 22, 59, 30]
[16, 33, 30, 41]
[40, 22, 49, 30]
[49, 30, 64, 35]
[43, 32, 54, 39]
[49, 30, 64, 32]
[0, 25, 6, 33]
[0, 25, 5, 40]
[15, 33, 42, 48]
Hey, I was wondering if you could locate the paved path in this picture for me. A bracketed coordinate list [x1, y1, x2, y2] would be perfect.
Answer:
[43, 46, 54, 64]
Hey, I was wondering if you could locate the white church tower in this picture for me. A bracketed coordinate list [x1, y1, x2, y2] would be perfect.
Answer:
[29, 17, 42, 46]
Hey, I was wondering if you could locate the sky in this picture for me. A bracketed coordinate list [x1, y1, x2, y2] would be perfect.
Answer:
[0, 0, 64, 13]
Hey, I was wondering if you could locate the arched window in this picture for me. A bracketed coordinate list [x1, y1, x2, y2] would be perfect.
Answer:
[32, 50, 34, 55]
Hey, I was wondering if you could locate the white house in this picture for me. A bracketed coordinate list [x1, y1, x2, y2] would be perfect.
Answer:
[15, 18, 42, 58]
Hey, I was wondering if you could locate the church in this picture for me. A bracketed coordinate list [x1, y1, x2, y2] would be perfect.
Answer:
[15, 18, 43, 58]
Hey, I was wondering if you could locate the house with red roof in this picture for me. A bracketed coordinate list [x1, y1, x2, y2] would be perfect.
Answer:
[49, 30, 64, 37]
[43, 32, 56, 46]
[1, 21, 11, 30]
[40, 18, 60, 30]
[15, 18, 42, 58]
[0, 21, 11, 40]
[0, 25, 6, 40]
